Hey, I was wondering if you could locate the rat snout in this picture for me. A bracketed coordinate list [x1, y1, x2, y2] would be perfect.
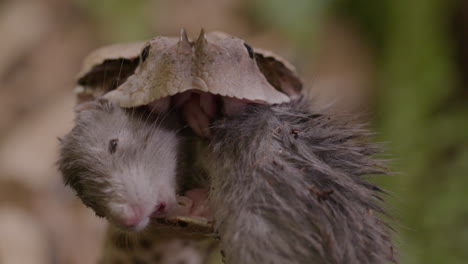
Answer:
[115, 205, 149, 231]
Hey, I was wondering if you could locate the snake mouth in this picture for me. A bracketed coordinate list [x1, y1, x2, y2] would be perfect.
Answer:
[146, 90, 262, 137]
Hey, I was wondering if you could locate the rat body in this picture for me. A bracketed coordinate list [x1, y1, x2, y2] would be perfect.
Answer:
[200, 100, 396, 264]
[58, 99, 182, 231]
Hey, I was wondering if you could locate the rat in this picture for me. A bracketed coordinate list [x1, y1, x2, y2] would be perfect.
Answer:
[200, 100, 397, 264]
[58, 98, 186, 231]
[58, 97, 396, 263]
[67, 29, 396, 262]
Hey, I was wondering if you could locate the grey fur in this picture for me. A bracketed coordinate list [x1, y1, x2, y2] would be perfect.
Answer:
[58, 99, 181, 229]
[201, 100, 397, 264]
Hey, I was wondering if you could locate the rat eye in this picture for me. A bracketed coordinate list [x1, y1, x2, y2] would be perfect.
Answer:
[243, 43, 254, 59]
[140, 45, 150, 62]
[108, 139, 118, 154]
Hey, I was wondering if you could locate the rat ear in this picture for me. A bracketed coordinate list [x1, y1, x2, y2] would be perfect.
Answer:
[254, 48, 303, 99]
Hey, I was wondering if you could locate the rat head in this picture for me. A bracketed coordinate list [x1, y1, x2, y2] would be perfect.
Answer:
[58, 99, 178, 231]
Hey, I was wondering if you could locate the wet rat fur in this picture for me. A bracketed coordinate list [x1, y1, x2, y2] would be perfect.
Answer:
[200, 100, 397, 264]
[58, 99, 182, 230]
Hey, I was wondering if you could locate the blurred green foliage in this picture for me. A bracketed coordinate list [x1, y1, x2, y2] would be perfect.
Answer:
[247, 0, 327, 51]
[377, 0, 468, 263]
[77, 0, 467, 262]
[257, 0, 468, 262]
[73, 0, 153, 41]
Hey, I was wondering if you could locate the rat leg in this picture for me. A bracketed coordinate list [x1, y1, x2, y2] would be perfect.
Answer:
[182, 94, 212, 137]
[173, 191, 210, 219]
[184, 188, 210, 218]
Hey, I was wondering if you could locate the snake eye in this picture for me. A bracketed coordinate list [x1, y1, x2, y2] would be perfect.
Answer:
[243, 43, 254, 59]
[109, 139, 118, 154]
[140, 45, 150, 62]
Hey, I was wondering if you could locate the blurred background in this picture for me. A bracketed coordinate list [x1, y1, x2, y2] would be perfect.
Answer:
[0, 0, 466, 263]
